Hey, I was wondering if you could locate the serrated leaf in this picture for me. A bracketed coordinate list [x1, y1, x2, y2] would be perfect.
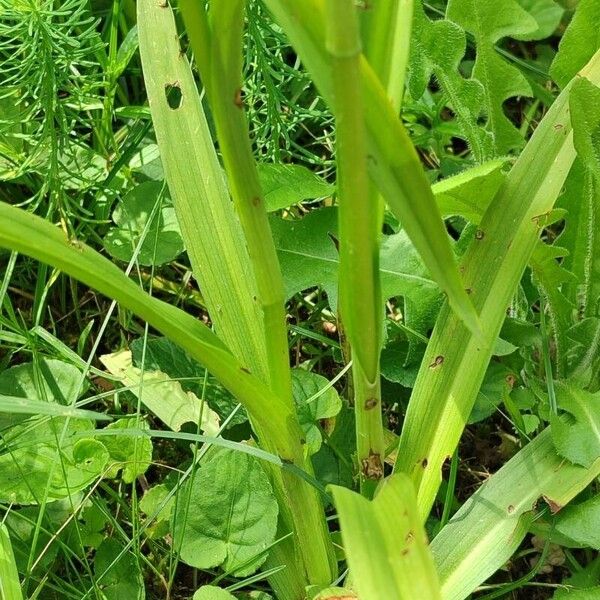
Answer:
[94, 539, 145, 600]
[0, 419, 109, 504]
[291, 368, 342, 455]
[330, 473, 441, 600]
[172, 449, 278, 576]
[553, 494, 600, 549]
[103, 181, 184, 266]
[431, 159, 508, 222]
[566, 318, 600, 391]
[257, 163, 334, 212]
[551, 384, 600, 468]
[446, 0, 537, 154]
[130, 337, 246, 427]
[100, 349, 221, 435]
[409, 2, 493, 161]
[101, 417, 153, 483]
[530, 243, 577, 374]
[193, 587, 236, 600]
[550, 0, 600, 88]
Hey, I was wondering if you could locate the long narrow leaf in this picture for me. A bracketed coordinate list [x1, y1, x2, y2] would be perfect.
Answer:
[432, 428, 600, 600]
[394, 51, 600, 520]
[137, 0, 267, 381]
[0, 204, 298, 458]
[331, 474, 442, 600]
[0, 524, 22, 600]
[263, 0, 481, 338]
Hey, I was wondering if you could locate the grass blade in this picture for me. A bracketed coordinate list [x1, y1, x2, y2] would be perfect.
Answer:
[0, 396, 112, 421]
[0, 524, 22, 600]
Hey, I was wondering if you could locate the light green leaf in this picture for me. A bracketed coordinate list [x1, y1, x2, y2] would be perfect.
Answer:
[0, 419, 109, 504]
[0, 396, 110, 422]
[291, 368, 342, 455]
[446, 0, 537, 154]
[469, 362, 514, 424]
[101, 418, 153, 483]
[551, 384, 600, 468]
[130, 336, 245, 426]
[553, 494, 600, 549]
[551, 0, 600, 88]
[139, 484, 174, 539]
[100, 350, 220, 436]
[94, 539, 145, 600]
[431, 159, 508, 222]
[257, 163, 334, 212]
[554, 588, 600, 600]
[432, 428, 600, 600]
[306, 586, 357, 599]
[103, 181, 184, 266]
[0, 358, 85, 429]
[193, 586, 236, 600]
[516, 0, 564, 40]
[331, 473, 441, 600]
[172, 449, 278, 576]
[408, 1, 493, 161]
[0, 524, 22, 600]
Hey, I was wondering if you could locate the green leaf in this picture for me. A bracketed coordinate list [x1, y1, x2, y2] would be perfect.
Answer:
[101, 418, 153, 483]
[257, 163, 334, 212]
[272, 207, 438, 311]
[556, 160, 600, 318]
[172, 449, 278, 576]
[130, 336, 246, 426]
[100, 349, 221, 435]
[408, 1, 493, 161]
[469, 362, 514, 424]
[306, 586, 357, 599]
[193, 587, 236, 600]
[550, 0, 600, 88]
[516, 0, 564, 40]
[139, 484, 174, 539]
[0, 396, 110, 423]
[94, 539, 145, 600]
[431, 159, 508, 222]
[446, 0, 537, 154]
[432, 428, 600, 600]
[0, 358, 85, 429]
[553, 494, 600, 549]
[0, 524, 23, 600]
[103, 181, 184, 266]
[551, 384, 600, 468]
[0, 419, 109, 504]
[291, 368, 342, 455]
[554, 587, 600, 600]
[566, 318, 600, 391]
[330, 473, 441, 600]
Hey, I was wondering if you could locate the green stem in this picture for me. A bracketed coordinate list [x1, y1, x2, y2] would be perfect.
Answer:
[325, 0, 384, 496]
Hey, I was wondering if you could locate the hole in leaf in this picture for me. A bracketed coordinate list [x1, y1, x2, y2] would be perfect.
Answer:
[165, 83, 182, 109]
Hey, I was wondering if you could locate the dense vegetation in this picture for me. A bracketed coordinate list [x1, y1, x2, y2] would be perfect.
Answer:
[1, 0, 600, 599]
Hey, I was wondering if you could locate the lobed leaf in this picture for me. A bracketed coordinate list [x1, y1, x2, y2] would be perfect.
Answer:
[446, 0, 537, 154]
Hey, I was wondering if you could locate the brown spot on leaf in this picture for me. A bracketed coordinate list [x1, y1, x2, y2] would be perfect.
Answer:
[234, 88, 243, 108]
[364, 397, 378, 410]
[507, 504, 515, 514]
[421, 458, 428, 468]
[543, 495, 563, 514]
[475, 229, 485, 240]
[405, 530, 415, 543]
[429, 355, 444, 369]
[361, 451, 384, 479]
[240, 366, 251, 375]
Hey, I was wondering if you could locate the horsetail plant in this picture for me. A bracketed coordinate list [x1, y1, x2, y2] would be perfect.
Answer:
[2, 0, 600, 599]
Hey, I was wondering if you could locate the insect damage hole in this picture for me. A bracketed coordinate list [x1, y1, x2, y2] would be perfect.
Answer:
[164, 82, 183, 109]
